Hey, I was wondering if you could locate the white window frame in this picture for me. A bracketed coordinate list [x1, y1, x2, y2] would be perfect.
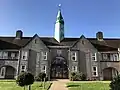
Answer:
[91, 53, 97, 61]
[72, 66, 77, 72]
[103, 54, 108, 60]
[21, 65, 26, 72]
[41, 65, 46, 73]
[42, 52, 47, 60]
[113, 54, 118, 61]
[3, 52, 8, 59]
[0, 67, 5, 76]
[11, 53, 15, 59]
[22, 51, 28, 60]
[0, 51, 3, 59]
[71, 52, 77, 61]
[92, 66, 98, 77]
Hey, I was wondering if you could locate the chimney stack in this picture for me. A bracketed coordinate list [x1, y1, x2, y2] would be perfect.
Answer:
[96, 31, 103, 41]
[15, 30, 23, 39]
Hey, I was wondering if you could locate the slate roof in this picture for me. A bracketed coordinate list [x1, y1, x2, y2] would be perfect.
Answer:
[0, 36, 120, 51]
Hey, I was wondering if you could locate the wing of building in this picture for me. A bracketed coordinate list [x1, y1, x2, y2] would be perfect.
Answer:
[0, 8, 120, 80]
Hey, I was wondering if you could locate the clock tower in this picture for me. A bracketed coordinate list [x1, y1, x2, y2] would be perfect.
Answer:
[54, 4, 64, 42]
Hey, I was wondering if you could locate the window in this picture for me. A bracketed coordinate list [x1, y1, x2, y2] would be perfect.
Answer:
[41, 65, 46, 73]
[91, 53, 97, 61]
[3, 52, 8, 59]
[72, 66, 77, 72]
[42, 52, 47, 60]
[92, 66, 98, 77]
[21, 65, 26, 72]
[103, 54, 108, 60]
[0, 51, 3, 59]
[113, 54, 118, 61]
[22, 51, 28, 60]
[81, 40, 85, 45]
[71, 52, 77, 61]
[57, 50, 62, 56]
[0, 67, 5, 76]
[11, 53, 15, 59]
[35, 39, 37, 44]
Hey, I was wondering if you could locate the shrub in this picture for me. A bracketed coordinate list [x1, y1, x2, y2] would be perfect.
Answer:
[70, 72, 87, 81]
[16, 72, 34, 90]
[81, 73, 87, 81]
[35, 72, 47, 81]
[110, 74, 120, 90]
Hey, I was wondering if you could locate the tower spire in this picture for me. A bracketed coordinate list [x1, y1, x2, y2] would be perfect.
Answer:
[54, 4, 64, 42]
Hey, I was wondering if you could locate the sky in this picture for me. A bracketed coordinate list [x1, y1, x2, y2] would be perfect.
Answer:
[0, 0, 120, 38]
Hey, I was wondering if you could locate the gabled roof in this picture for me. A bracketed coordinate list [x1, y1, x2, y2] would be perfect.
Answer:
[0, 35, 120, 51]
[0, 39, 21, 49]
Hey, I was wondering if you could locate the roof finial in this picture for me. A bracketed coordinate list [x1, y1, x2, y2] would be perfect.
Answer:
[58, 4, 61, 10]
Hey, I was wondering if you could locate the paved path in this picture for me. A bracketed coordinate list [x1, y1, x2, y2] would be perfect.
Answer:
[49, 79, 70, 90]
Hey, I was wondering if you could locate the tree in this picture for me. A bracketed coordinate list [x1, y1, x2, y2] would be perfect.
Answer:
[35, 72, 46, 81]
[16, 72, 34, 90]
[110, 74, 120, 90]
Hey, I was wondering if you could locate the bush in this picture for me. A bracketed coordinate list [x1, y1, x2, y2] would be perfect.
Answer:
[110, 74, 120, 90]
[16, 72, 34, 87]
[70, 72, 87, 81]
[35, 72, 47, 81]
[81, 73, 87, 81]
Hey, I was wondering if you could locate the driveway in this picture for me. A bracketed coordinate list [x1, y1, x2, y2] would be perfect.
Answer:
[49, 79, 70, 90]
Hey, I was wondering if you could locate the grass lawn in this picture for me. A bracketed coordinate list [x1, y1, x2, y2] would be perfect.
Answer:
[67, 81, 111, 90]
[0, 80, 52, 90]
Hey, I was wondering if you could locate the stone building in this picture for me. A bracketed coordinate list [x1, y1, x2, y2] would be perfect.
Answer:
[0, 8, 120, 80]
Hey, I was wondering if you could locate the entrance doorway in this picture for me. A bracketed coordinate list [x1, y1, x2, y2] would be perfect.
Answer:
[103, 67, 118, 80]
[51, 56, 68, 79]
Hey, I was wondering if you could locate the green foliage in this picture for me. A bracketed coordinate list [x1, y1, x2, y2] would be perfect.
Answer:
[70, 72, 87, 81]
[16, 72, 34, 87]
[81, 73, 87, 81]
[110, 74, 120, 90]
[35, 72, 47, 81]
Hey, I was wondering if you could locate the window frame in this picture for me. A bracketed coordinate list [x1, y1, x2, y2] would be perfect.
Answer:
[92, 66, 98, 77]
[103, 53, 108, 60]
[3, 52, 8, 59]
[11, 53, 15, 59]
[71, 51, 77, 61]
[42, 52, 47, 60]
[72, 66, 77, 72]
[0, 67, 5, 76]
[91, 53, 97, 61]
[41, 65, 46, 73]
[22, 51, 28, 60]
[21, 65, 26, 72]
[0, 51, 3, 59]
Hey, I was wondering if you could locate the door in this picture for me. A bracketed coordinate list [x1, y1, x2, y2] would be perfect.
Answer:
[51, 57, 68, 79]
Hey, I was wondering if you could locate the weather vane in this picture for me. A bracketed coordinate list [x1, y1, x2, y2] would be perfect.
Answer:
[58, 4, 61, 10]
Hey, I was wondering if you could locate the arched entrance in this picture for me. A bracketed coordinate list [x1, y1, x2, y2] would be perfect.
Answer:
[50, 56, 68, 79]
[103, 67, 118, 80]
[0, 66, 16, 79]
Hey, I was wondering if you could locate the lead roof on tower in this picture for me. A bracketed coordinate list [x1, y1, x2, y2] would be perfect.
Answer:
[56, 4, 64, 24]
